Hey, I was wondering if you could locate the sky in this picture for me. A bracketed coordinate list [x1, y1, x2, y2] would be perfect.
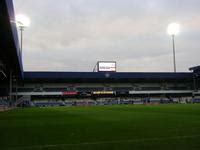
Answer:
[13, 0, 200, 72]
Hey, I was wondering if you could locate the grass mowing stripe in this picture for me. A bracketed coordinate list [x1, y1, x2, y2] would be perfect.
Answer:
[1, 104, 200, 150]
[6, 134, 200, 150]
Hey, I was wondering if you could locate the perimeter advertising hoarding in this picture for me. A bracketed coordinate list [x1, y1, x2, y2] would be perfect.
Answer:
[92, 91, 114, 95]
[98, 61, 116, 72]
[62, 91, 78, 95]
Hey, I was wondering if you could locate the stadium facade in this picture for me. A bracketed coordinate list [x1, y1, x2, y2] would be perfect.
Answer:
[0, 0, 200, 107]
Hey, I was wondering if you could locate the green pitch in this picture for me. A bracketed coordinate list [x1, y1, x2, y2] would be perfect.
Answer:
[1, 104, 200, 150]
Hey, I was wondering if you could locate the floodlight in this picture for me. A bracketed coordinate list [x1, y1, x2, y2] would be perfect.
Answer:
[167, 22, 180, 72]
[16, 14, 30, 27]
[15, 14, 30, 58]
[167, 23, 179, 36]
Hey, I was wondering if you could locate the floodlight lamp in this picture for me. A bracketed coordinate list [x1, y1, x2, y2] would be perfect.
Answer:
[167, 23, 180, 36]
[16, 14, 30, 27]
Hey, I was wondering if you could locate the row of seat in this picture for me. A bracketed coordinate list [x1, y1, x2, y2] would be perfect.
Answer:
[31, 97, 197, 107]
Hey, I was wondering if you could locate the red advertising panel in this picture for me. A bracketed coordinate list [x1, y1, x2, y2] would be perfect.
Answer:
[62, 91, 78, 95]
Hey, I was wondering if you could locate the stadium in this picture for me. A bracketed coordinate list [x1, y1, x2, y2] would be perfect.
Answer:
[1, 0, 200, 150]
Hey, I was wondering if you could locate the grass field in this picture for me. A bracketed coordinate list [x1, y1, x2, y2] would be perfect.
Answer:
[1, 104, 200, 150]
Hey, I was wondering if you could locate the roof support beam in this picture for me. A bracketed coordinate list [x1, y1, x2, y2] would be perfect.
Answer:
[0, 70, 7, 79]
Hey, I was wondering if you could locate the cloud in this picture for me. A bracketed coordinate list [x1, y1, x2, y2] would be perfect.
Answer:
[13, 0, 200, 72]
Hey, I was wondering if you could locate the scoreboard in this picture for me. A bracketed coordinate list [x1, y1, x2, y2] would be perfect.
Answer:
[98, 61, 116, 72]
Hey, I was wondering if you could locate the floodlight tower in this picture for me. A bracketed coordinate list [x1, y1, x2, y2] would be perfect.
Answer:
[167, 23, 180, 72]
[16, 14, 30, 58]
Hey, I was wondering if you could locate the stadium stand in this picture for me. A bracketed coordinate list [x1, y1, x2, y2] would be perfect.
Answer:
[0, 0, 200, 107]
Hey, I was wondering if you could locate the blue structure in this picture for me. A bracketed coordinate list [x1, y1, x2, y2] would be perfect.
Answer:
[0, 0, 23, 78]
[23, 71, 193, 83]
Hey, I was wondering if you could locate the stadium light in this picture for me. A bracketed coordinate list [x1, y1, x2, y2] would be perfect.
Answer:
[167, 23, 180, 72]
[15, 14, 30, 57]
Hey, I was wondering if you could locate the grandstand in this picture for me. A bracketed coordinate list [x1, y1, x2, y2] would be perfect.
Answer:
[15, 71, 195, 106]
[0, 0, 200, 107]
[2, 1, 200, 150]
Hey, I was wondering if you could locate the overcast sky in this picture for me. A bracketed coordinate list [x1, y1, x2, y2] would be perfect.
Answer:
[13, 0, 200, 72]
